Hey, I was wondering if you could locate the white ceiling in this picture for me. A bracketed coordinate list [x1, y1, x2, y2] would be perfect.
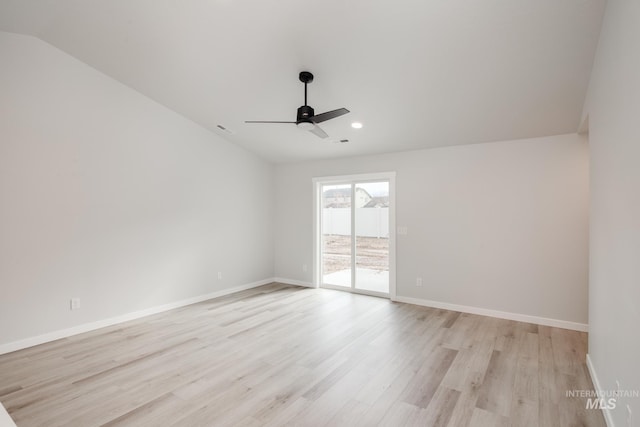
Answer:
[0, 0, 605, 163]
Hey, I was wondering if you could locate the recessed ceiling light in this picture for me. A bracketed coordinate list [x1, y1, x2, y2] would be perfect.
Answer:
[351, 122, 363, 129]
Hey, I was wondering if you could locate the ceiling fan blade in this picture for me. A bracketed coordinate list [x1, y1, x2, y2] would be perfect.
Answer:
[245, 121, 296, 124]
[308, 125, 329, 139]
[311, 108, 350, 123]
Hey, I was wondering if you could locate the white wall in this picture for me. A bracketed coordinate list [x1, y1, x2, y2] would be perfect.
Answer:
[275, 134, 589, 325]
[0, 32, 274, 346]
[582, 1, 640, 425]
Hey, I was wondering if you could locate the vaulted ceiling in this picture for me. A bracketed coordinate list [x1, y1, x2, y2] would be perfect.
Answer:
[0, 0, 605, 162]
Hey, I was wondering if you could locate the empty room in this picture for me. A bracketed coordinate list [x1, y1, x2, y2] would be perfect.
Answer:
[0, 1, 638, 426]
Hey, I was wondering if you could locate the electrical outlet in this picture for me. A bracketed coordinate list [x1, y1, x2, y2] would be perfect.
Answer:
[70, 298, 80, 310]
[416, 277, 423, 287]
[397, 226, 408, 236]
[217, 272, 222, 280]
[302, 264, 308, 272]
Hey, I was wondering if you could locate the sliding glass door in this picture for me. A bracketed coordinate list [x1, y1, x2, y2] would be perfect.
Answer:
[316, 174, 395, 297]
[355, 181, 390, 293]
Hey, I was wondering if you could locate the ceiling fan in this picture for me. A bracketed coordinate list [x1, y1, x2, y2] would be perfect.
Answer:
[245, 71, 350, 139]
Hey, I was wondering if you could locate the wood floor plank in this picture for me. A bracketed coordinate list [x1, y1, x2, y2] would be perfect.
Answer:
[419, 386, 461, 427]
[400, 346, 458, 408]
[323, 399, 370, 427]
[378, 401, 422, 427]
[469, 407, 509, 427]
[0, 284, 605, 427]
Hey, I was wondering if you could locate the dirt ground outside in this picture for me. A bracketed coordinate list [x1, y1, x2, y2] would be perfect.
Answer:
[322, 235, 389, 275]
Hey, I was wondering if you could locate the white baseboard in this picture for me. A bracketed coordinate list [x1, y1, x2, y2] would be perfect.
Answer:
[586, 354, 615, 427]
[392, 295, 588, 332]
[273, 277, 316, 288]
[0, 278, 275, 356]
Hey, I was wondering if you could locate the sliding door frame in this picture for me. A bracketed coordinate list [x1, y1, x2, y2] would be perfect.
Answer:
[312, 172, 396, 299]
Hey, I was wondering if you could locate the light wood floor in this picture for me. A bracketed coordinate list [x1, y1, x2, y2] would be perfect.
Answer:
[0, 283, 605, 427]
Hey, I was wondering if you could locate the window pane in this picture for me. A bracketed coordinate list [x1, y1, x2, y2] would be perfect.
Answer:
[321, 184, 351, 288]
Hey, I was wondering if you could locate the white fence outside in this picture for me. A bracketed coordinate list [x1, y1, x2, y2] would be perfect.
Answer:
[322, 208, 389, 238]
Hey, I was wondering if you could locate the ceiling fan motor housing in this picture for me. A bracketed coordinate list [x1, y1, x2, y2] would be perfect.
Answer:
[297, 105, 315, 123]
